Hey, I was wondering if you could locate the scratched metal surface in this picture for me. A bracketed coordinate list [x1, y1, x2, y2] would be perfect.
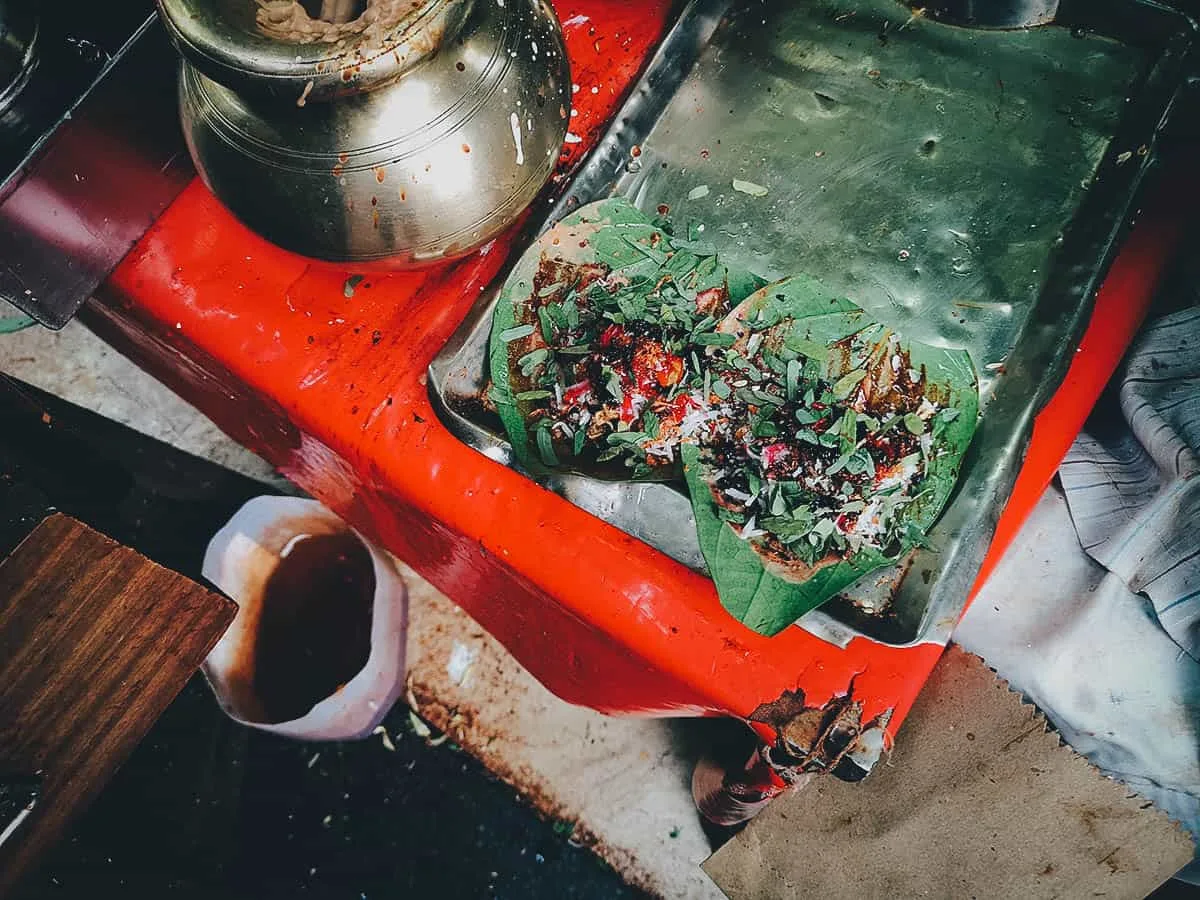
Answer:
[430, 0, 1193, 646]
[615, 0, 1140, 410]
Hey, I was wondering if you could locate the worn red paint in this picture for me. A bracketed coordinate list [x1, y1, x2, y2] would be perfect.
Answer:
[93, 0, 1196, 763]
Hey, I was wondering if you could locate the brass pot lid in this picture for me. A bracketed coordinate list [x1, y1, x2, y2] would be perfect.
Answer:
[156, 0, 474, 103]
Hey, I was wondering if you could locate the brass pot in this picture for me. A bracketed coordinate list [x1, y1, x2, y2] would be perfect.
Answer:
[157, 0, 571, 267]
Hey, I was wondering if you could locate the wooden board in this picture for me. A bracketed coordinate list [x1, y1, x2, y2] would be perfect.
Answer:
[0, 513, 234, 895]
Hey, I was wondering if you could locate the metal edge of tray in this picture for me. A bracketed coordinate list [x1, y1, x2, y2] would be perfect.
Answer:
[429, 0, 1197, 648]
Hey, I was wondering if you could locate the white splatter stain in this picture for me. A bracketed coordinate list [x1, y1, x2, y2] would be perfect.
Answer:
[510, 111, 524, 165]
[447, 641, 478, 686]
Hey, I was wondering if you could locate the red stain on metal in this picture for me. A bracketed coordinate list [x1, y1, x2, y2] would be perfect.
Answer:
[93, 0, 1194, 763]
[692, 750, 790, 828]
[695, 685, 896, 826]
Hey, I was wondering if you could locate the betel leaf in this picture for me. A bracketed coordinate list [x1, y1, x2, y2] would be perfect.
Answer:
[682, 274, 979, 637]
[489, 196, 765, 480]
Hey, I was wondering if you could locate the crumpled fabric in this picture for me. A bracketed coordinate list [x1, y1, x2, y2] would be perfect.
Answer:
[1059, 307, 1200, 661]
[956, 302, 1200, 882]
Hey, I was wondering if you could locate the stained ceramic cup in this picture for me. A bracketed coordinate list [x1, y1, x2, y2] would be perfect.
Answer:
[201, 496, 408, 741]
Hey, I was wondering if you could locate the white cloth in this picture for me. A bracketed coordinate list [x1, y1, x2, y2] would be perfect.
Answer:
[1058, 308, 1200, 661]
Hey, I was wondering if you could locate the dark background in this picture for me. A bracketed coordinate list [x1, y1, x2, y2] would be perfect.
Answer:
[0, 376, 647, 899]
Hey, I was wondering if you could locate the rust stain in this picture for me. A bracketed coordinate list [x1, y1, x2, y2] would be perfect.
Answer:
[396, 572, 677, 896]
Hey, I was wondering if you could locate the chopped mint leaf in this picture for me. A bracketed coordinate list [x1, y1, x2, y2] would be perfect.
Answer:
[499, 324, 536, 342]
[832, 369, 868, 401]
[536, 426, 558, 466]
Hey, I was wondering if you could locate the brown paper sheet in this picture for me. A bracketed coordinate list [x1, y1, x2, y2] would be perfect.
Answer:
[704, 645, 1194, 899]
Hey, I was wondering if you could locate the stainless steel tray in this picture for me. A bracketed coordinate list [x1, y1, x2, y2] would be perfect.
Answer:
[430, 0, 1195, 646]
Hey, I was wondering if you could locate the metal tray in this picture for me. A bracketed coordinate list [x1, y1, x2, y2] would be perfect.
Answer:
[430, 0, 1195, 646]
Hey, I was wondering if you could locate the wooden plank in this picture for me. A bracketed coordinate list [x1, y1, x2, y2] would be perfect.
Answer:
[0, 513, 235, 895]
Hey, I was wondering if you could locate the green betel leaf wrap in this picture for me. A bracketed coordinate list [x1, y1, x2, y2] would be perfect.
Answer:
[489, 197, 765, 481]
[682, 274, 979, 636]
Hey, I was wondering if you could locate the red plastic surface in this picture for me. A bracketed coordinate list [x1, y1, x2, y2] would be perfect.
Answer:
[93, 2, 1192, 741]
